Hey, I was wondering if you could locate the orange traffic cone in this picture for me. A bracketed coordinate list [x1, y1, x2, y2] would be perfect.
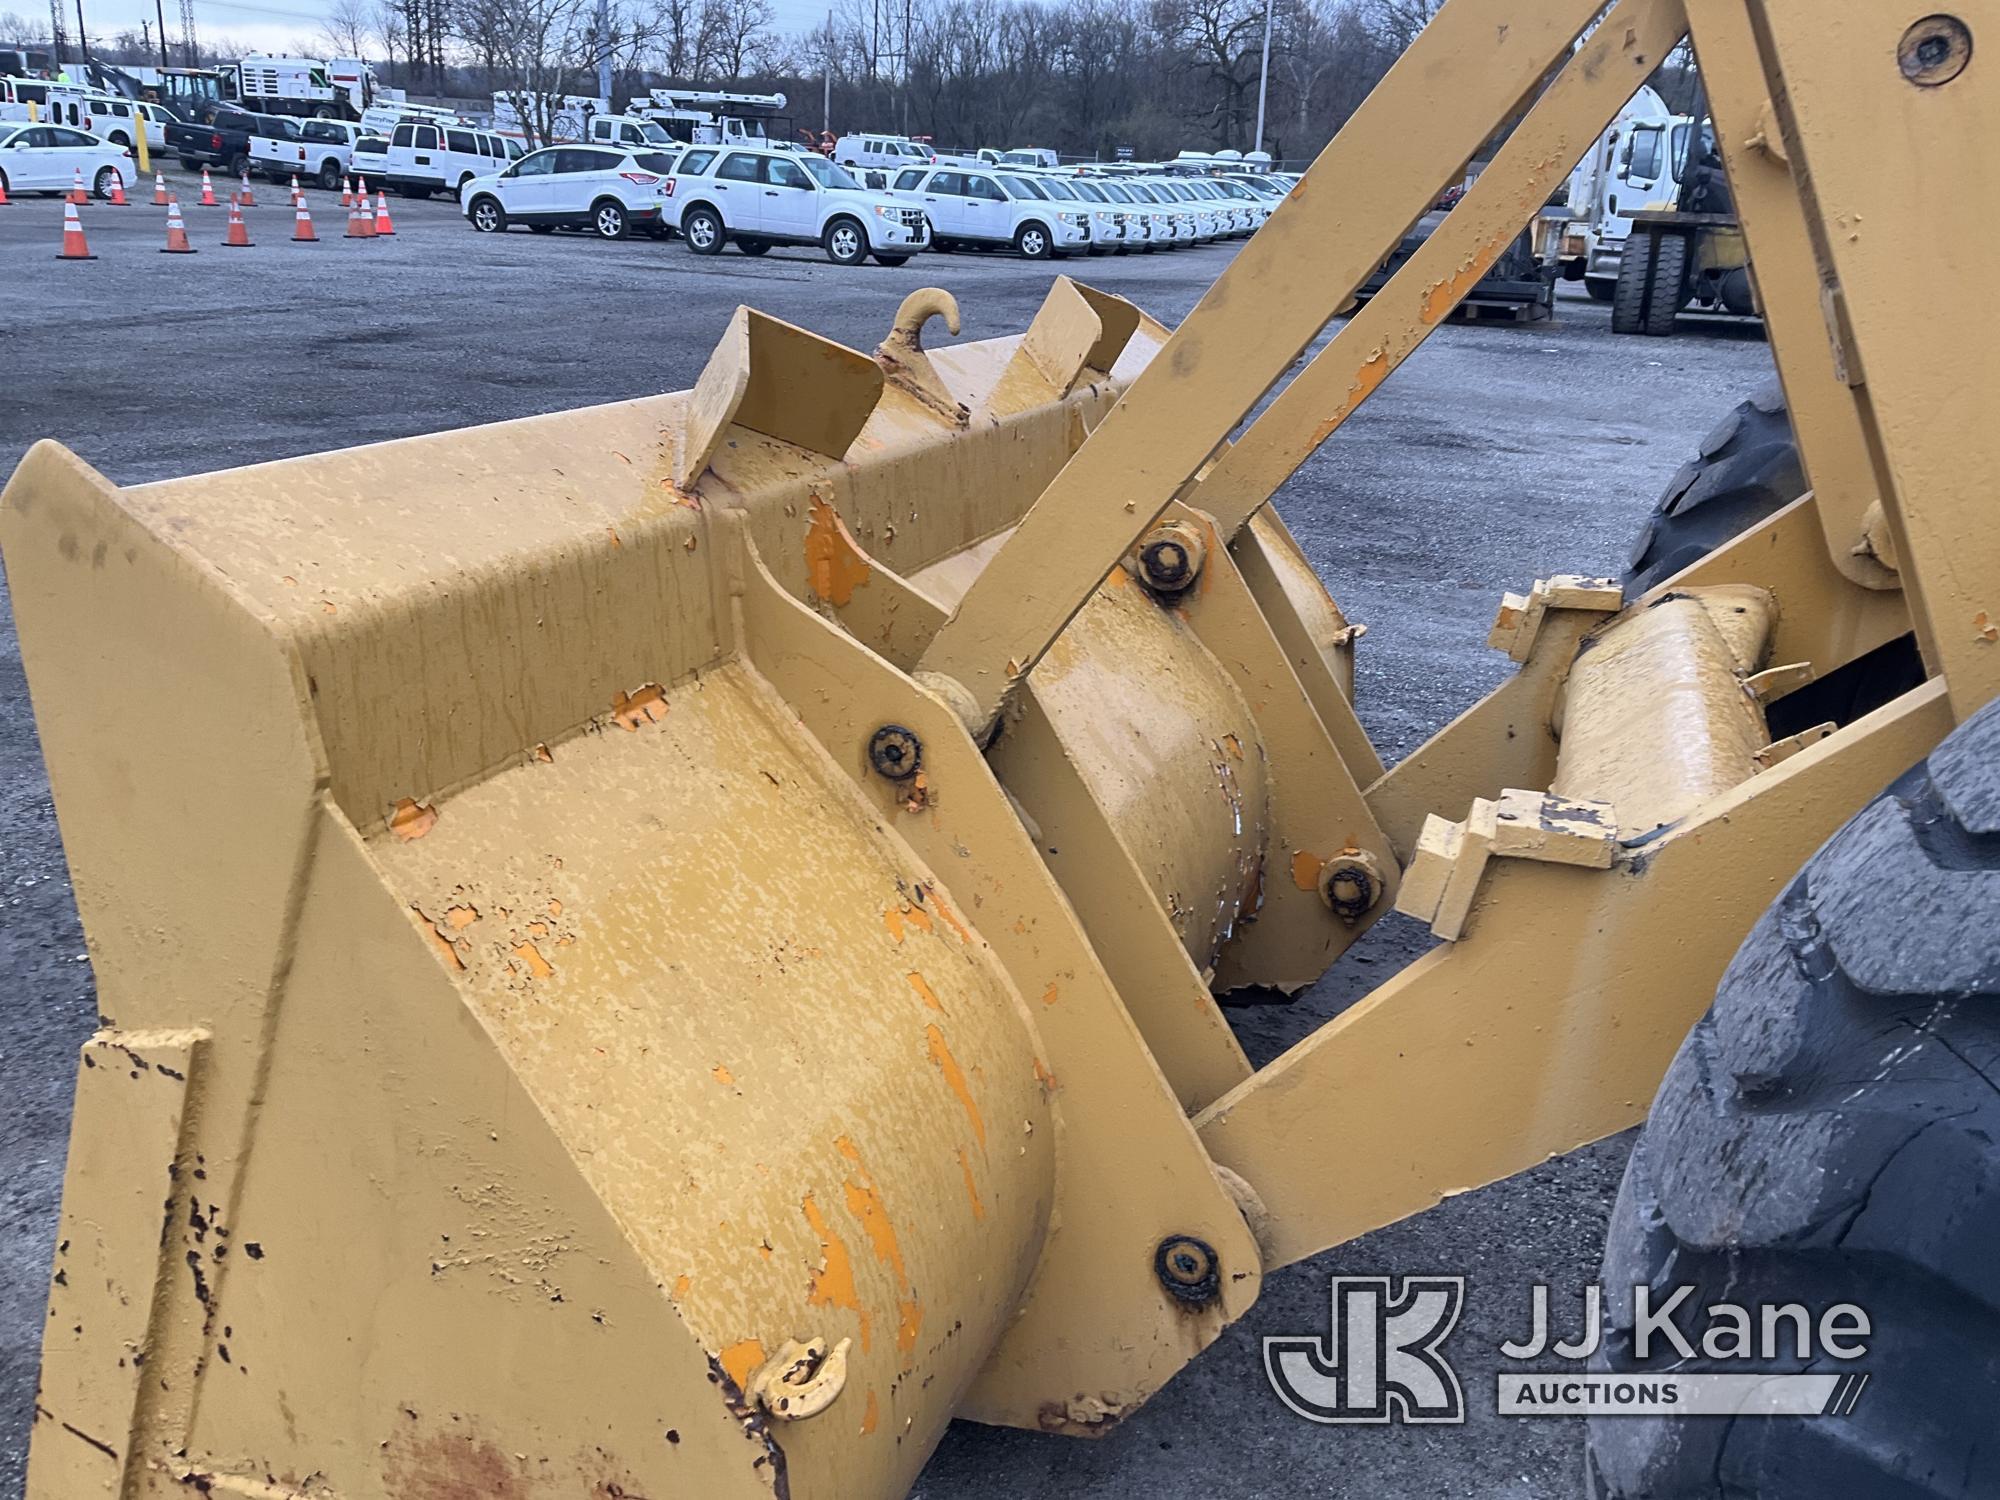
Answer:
[340, 175, 352, 206]
[289, 173, 301, 204]
[107, 172, 128, 206]
[355, 174, 369, 204]
[0, 172, 10, 206]
[66, 166, 87, 204]
[291, 196, 317, 242]
[199, 167, 218, 206]
[238, 168, 256, 207]
[372, 190, 395, 236]
[160, 194, 196, 253]
[221, 195, 254, 247]
[152, 170, 168, 205]
[344, 194, 372, 238]
[55, 199, 95, 259]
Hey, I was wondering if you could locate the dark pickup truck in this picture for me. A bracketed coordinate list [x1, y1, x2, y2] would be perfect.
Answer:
[163, 106, 309, 182]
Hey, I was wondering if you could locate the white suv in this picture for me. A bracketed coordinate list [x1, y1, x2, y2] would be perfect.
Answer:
[462, 143, 678, 239]
[669, 145, 929, 266]
[889, 166, 1090, 259]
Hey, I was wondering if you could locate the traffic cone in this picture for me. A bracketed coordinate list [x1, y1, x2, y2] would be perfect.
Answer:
[107, 173, 128, 206]
[66, 166, 87, 204]
[160, 194, 195, 253]
[344, 194, 372, 239]
[152, 170, 167, 205]
[221, 195, 253, 247]
[340, 175, 352, 206]
[55, 199, 95, 259]
[238, 168, 256, 207]
[0, 173, 10, 206]
[199, 167, 217, 206]
[372, 190, 394, 236]
[291, 195, 317, 242]
[289, 173, 301, 204]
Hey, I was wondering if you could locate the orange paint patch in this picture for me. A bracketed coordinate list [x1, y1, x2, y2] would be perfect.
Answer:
[1032, 1056, 1057, 1095]
[547, 898, 563, 917]
[719, 1338, 766, 1389]
[672, 1274, 691, 1300]
[443, 905, 479, 930]
[532, 742, 554, 763]
[926, 1024, 986, 1150]
[611, 683, 669, 730]
[413, 909, 466, 972]
[956, 1145, 986, 1222]
[805, 493, 873, 607]
[1291, 850, 1324, 892]
[1040, 982, 1059, 1007]
[924, 886, 972, 943]
[906, 972, 944, 1012]
[389, 798, 438, 841]
[837, 1138, 923, 1364]
[512, 941, 554, 980]
[884, 902, 934, 944]
[802, 1193, 870, 1352]
[712, 1063, 734, 1086]
[1421, 231, 1512, 325]
[527, 920, 549, 938]
[861, 1388, 879, 1437]
[1977, 610, 1999, 642]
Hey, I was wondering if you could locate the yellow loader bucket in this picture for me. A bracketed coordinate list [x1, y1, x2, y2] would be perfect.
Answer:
[5, 282, 1373, 1499]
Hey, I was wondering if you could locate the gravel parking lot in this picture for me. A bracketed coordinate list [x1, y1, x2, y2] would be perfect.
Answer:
[0, 166, 1778, 1499]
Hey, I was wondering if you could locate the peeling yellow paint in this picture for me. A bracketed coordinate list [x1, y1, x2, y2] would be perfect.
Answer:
[412, 908, 465, 972]
[861, 1388, 879, 1436]
[611, 683, 669, 730]
[1291, 850, 1324, 892]
[837, 1138, 923, 1364]
[956, 1146, 986, 1222]
[719, 1338, 766, 1389]
[906, 972, 944, 1011]
[1040, 982, 1059, 1007]
[925, 886, 972, 944]
[802, 1192, 870, 1351]
[443, 904, 479, 930]
[806, 493, 873, 607]
[925, 1024, 986, 1150]
[388, 797, 438, 841]
[512, 941, 554, 980]
[672, 1274, 691, 1301]
[712, 1063, 734, 1086]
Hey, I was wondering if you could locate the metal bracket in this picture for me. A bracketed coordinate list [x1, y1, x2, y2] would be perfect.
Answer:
[1487, 575, 1625, 663]
[1394, 788, 1619, 941]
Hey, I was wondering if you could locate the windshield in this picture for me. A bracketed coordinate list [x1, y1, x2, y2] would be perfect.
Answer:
[1037, 176, 1079, 201]
[1097, 181, 1134, 204]
[1209, 178, 1251, 199]
[799, 154, 860, 190]
[998, 173, 1048, 200]
[1124, 182, 1160, 203]
[1068, 180, 1106, 203]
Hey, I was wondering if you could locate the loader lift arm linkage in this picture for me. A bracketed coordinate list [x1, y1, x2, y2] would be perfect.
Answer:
[6, 0, 1996, 1496]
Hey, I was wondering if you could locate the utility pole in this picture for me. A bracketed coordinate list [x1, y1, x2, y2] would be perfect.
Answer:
[1251, 0, 1275, 156]
[153, 0, 168, 67]
[822, 13, 833, 135]
[595, 0, 611, 104]
[74, 0, 89, 65]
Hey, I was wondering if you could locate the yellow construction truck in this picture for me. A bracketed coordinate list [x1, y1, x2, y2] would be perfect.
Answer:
[3, 1, 1991, 1497]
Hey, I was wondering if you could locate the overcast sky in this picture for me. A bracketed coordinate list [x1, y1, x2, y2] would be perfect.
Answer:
[63, 0, 833, 63]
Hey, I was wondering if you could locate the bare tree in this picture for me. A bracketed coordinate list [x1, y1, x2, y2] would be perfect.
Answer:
[320, 0, 371, 57]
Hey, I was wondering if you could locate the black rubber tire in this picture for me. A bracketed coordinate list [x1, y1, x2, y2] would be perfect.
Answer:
[873, 252, 910, 266]
[92, 166, 119, 199]
[179, 158, 199, 171]
[736, 237, 771, 255]
[682, 205, 724, 254]
[1585, 276, 1615, 303]
[228, 152, 251, 179]
[823, 216, 867, 266]
[318, 159, 342, 191]
[591, 198, 628, 240]
[467, 195, 506, 233]
[1642, 232, 1688, 335]
[528, 224, 555, 234]
[1015, 220, 1054, 259]
[1624, 381, 1806, 593]
[1588, 696, 2000, 1500]
[1611, 232, 1656, 334]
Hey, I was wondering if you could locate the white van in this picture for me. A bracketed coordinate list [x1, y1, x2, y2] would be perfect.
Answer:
[832, 134, 934, 173]
[586, 113, 676, 152]
[382, 118, 523, 198]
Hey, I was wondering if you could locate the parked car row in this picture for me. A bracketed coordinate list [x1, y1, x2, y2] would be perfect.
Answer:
[457, 138, 1299, 267]
[0, 120, 133, 198]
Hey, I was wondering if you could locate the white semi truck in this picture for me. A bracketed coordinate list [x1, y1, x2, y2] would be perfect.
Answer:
[1558, 84, 1693, 302]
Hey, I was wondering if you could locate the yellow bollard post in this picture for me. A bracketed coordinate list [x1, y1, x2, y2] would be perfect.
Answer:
[134, 119, 151, 176]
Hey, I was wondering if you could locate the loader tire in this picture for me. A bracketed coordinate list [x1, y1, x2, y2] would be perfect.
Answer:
[1623, 381, 1804, 593]
[1587, 696, 2000, 1500]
